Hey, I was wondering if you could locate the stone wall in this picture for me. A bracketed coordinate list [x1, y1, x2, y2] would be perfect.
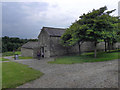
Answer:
[38, 29, 120, 58]
[33, 48, 39, 58]
[68, 42, 95, 54]
[38, 30, 51, 57]
[49, 36, 68, 57]
[114, 42, 120, 49]
[21, 48, 33, 57]
[68, 42, 120, 54]
[97, 42, 105, 51]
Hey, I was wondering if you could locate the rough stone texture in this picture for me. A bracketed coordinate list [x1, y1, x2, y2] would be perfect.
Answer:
[49, 36, 68, 57]
[21, 48, 34, 57]
[38, 29, 51, 58]
[68, 42, 95, 54]
[114, 42, 120, 49]
[15, 58, 118, 88]
[21, 41, 39, 58]
[97, 42, 105, 51]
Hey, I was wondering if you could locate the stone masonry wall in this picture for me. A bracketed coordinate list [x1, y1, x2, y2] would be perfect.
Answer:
[68, 42, 95, 54]
[50, 36, 68, 57]
[38, 30, 50, 57]
[21, 48, 33, 57]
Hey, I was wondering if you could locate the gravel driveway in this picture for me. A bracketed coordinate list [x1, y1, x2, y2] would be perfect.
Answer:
[14, 58, 118, 88]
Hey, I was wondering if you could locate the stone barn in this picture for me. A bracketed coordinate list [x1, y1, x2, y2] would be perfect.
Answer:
[38, 27, 68, 58]
[21, 27, 120, 58]
[21, 41, 39, 58]
[38, 27, 96, 58]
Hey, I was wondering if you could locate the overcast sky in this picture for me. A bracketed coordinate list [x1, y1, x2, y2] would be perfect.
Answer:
[2, 0, 120, 39]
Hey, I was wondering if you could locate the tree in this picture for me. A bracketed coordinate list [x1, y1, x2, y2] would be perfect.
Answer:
[61, 23, 89, 54]
[2, 36, 38, 52]
[61, 6, 119, 58]
[99, 13, 119, 52]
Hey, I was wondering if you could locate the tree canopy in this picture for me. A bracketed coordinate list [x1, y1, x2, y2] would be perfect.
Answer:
[61, 6, 119, 57]
[2, 36, 38, 52]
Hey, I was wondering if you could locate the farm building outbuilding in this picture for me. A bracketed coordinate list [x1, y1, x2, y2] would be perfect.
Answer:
[21, 41, 39, 58]
[21, 27, 120, 58]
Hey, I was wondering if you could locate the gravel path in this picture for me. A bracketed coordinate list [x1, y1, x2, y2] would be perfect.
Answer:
[14, 58, 118, 88]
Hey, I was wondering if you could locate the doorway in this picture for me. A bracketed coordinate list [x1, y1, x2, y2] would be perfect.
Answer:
[41, 47, 44, 58]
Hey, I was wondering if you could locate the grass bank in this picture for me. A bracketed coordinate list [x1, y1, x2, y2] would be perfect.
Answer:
[12, 56, 33, 60]
[48, 51, 120, 64]
[2, 51, 21, 56]
[0, 58, 9, 61]
[2, 62, 43, 88]
[18, 56, 33, 59]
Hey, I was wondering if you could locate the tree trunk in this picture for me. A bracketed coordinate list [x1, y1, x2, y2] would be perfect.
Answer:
[78, 43, 81, 55]
[94, 42, 97, 58]
[108, 42, 110, 52]
[111, 42, 114, 50]
[105, 40, 107, 52]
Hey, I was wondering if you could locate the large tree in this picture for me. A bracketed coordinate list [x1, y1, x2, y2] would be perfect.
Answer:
[61, 6, 119, 58]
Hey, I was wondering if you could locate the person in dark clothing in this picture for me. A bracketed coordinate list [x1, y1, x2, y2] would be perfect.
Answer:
[37, 51, 41, 60]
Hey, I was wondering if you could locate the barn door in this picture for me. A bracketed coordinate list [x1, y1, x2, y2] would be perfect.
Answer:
[41, 47, 44, 58]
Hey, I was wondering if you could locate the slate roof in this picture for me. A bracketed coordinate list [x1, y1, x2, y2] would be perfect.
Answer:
[43, 27, 66, 37]
[21, 41, 38, 49]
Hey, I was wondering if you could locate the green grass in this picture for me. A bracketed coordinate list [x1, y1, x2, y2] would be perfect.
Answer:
[2, 62, 43, 88]
[18, 56, 33, 59]
[0, 58, 9, 61]
[2, 51, 21, 56]
[12, 56, 33, 60]
[48, 51, 120, 64]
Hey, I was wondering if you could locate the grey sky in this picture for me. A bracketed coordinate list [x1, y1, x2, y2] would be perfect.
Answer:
[2, 0, 119, 39]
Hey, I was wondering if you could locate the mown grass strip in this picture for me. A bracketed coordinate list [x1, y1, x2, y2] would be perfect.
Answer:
[48, 51, 120, 64]
[2, 62, 43, 88]
[2, 51, 21, 56]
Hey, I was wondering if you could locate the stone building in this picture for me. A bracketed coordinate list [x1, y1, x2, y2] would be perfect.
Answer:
[38, 27, 68, 58]
[21, 27, 120, 58]
[21, 41, 39, 58]
[38, 27, 97, 58]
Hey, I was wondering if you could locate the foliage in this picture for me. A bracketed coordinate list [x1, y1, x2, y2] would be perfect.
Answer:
[2, 36, 38, 52]
[48, 51, 120, 64]
[61, 6, 119, 57]
[2, 62, 43, 88]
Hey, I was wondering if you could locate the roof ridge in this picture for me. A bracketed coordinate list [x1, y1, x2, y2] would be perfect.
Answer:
[43, 27, 66, 30]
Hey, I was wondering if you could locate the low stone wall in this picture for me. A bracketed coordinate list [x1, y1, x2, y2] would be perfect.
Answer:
[68, 42, 120, 54]
[68, 42, 95, 54]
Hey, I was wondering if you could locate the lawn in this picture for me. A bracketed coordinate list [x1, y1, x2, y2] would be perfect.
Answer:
[2, 62, 43, 88]
[18, 56, 33, 59]
[0, 58, 9, 61]
[48, 51, 120, 64]
[12, 56, 33, 59]
[2, 51, 21, 56]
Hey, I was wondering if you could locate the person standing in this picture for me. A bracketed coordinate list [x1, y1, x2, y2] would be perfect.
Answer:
[37, 51, 41, 60]
[41, 52, 44, 58]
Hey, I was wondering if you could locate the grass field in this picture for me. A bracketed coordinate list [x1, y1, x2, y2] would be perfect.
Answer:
[0, 58, 9, 61]
[2, 62, 43, 88]
[12, 56, 33, 59]
[2, 51, 21, 56]
[18, 56, 33, 59]
[48, 51, 120, 64]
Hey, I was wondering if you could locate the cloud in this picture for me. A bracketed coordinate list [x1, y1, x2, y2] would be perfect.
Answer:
[2, 0, 119, 38]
